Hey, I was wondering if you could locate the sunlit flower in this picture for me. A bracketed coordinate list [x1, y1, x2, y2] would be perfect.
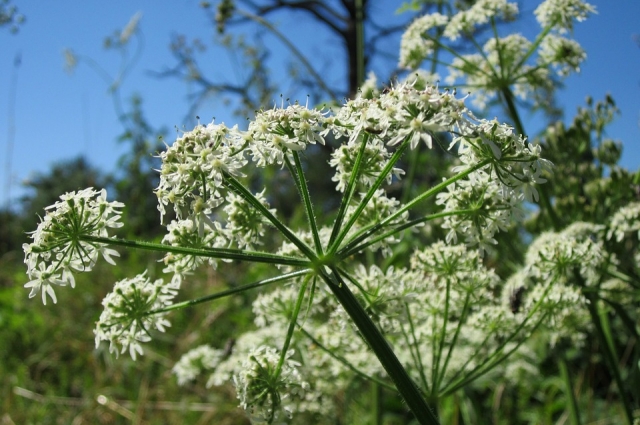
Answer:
[94, 271, 178, 360]
[23, 188, 123, 304]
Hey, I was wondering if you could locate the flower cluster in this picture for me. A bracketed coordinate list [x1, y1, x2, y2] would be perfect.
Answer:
[247, 102, 327, 167]
[94, 271, 178, 360]
[446, 34, 552, 109]
[178, 242, 548, 423]
[607, 201, 640, 242]
[436, 121, 551, 252]
[399, 13, 449, 70]
[224, 189, 275, 250]
[172, 345, 225, 386]
[155, 121, 247, 222]
[534, 0, 596, 33]
[161, 217, 227, 279]
[443, 0, 518, 40]
[329, 134, 403, 192]
[23, 188, 123, 304]
[399, 0, 594, 110]
[525, 222, 605, 286]
[233, 346, 308, 424]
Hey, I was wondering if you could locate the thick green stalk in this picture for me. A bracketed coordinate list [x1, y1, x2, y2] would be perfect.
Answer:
[320, 267, 440, 425]
[558, 355, 582, 425]
[583, 290, 634, 424]
[299, 327, 395, 391]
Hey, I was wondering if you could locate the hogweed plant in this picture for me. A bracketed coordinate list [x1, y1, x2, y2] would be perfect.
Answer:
[23, 81, 549, 423]
[22, 0, 639, 423]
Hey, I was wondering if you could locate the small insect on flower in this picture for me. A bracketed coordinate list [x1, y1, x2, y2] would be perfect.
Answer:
[509, 286, 526, 314]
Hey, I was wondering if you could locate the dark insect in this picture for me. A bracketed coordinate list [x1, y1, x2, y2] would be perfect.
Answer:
[509, 286, 526, 314]
[222, 337, 236, 359]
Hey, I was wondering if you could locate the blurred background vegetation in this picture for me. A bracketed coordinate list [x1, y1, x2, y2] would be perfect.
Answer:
[1, 0, 638, 423]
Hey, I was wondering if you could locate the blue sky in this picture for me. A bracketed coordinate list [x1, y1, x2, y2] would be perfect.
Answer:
[1, 0, 639, 209]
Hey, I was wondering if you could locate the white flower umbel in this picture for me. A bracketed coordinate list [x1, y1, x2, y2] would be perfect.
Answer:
[444, 0, 518, 41]
[94, 271, 178, 360]
[173, 345, 225, 386]
[155, 121, 247, 222]
[538, 34, 586, 77]
[607, 202, 640, 242]
[446, 35, 552, 110]
[23, 188, 123, 304]
[399, 13, 449, 69]
[247, 102, 327, 167]
[534, 0, 596, 34]
[233, 346, 308, 424]
[329, 135, 403, 192]
[224, 189, 275, 250]
[525, 222, 605, 287]
[161, 217, 228, 278]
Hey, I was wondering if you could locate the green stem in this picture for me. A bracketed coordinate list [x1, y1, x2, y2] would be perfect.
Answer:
[320, 267, 440, 425]
[223, 173, 317, 260]
[329, 132, 370, 247]
[430, 278, 451, 398]
[147, 269, 312, 315]
[558, 355, 582, 425]
[288, 153, 323, 254]
[582, 289, 634, 424]
[441, 313, 546, 396]
[339, 210, 475, 259]
[403, 303, 430, 393]
[500, 86, 561, 231]
[372, 381, 381, 425]
[335, 160, 489, 260]
[298, 327, 396, 391]
[441, 282, 553, 395]
[434, 293, 471, 393]
[274, 273, 311, 380]
[329, 139, 412, 255]
[79, 235, 311, 267]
